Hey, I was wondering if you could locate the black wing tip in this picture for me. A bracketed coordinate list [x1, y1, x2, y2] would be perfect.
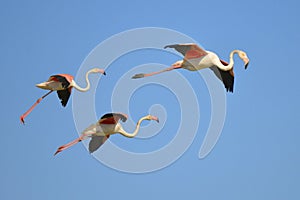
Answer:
[89, 135, 109, 153]
[89, 139, 98, 154]
[225, 81, 234, 93]
[225, 80, 234, 92]
[226, 87, 234, 93]
[100, 113, 127, 122]
[89, 149, 96, 154]
[132, 74, 145, 79]
[61, 101, 68, 107]
[88, 147, 97, 154]
[101, 113, 113, 119]
[60, 98, 68, 107]
[57, 90, 70, 107]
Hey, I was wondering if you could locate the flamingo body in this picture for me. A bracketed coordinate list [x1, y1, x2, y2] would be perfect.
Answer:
[132, 43, 249, 92]
[54, 113, 159, 155]
[20, 68, 106, 124]
[180, 52, 217, 71]
[36, 74, 74, 106]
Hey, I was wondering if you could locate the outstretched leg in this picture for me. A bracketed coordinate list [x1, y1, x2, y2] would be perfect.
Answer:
[54, 135, 85, 156]
[20, 90, 54, 124]
[132, 63, 182, 79]
[54, 131, 96, 155]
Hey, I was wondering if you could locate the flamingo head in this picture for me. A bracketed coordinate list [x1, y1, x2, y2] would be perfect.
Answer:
[145, 115, 160, 123]
[91, 68, 106, 75]
[237, 50, 249, 69]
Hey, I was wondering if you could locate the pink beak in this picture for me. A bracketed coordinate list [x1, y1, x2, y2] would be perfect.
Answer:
[98, 69, 106, 75]
[151, 116, 159, 123]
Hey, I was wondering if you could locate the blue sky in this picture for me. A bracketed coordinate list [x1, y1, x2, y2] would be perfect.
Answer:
[1, 0, 300, 199]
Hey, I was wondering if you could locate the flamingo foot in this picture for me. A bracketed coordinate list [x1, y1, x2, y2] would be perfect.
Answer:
[20, 116, 25, 124]
[54, 137, 83, 156]
[132, 73, 145, 79]
[54, 146, 65, 156]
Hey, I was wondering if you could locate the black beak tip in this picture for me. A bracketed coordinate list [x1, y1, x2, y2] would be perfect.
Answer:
[103, 71, 106, 75]
[245, 62, 249, 69]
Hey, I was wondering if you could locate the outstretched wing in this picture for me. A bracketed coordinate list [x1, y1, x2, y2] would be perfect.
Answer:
[164, 43, 208, 60]
[98, 113, 128, 124]
[89, 135, 110, 153]
[210, 60, 235, 92]
[50, 75, 73, 106]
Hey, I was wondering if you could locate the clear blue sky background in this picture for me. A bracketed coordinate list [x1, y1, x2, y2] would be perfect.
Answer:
[1, 0, 300, 199]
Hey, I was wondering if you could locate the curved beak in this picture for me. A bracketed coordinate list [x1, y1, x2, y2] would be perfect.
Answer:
[243, 58, 249, 69]
[150, 116, 159, 123]
[98, 69, 106, 75]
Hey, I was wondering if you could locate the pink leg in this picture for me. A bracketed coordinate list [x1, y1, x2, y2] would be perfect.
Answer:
[54, 135, 85, 156]
[20, 90, 53, 124]
[132, 65, 182, 79]
[54, 132, 96, 155]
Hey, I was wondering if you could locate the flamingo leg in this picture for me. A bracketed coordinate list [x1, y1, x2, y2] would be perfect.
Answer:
[132, 65, 182, 79]
[54, 132, 95, 155]
[20, 90, 54, 124]
[54, 135, 85, 155]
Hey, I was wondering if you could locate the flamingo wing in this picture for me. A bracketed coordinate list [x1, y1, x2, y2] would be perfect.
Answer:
[89, 135, 110, 153]
[99, 113, 128, 124]
[49, 75, 71, 88]
[50, 75, 73, 106]
[164, 43, 208, 60]
[55, 74, 74, 85]
[57, 88, 72, 107]
[210, 60, 234, 92]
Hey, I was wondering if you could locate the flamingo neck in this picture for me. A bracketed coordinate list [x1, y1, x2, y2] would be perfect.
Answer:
[72, 69, 93, 92]
[218, 50, 240, 71]
[118, 116, 148, 138]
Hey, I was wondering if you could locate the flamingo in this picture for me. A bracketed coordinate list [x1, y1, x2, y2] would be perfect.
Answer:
[132, 43, 249, 92]
[54, 113, 159, 155]
[20, 68, 106, 124]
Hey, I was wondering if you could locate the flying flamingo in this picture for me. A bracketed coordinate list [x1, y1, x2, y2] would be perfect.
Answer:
[132, 43, 250, 92]
[20, 68, 106, 124]
[54, 113, 159, 155]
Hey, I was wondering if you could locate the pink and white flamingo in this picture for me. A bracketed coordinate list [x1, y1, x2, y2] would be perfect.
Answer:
[54, 113, 159, 155]
[20, 68, 106, 124]
[132, 43, 249, 92]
